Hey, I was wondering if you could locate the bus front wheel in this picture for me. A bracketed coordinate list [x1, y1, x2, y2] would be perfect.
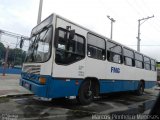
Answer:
[77, 80, 94, 105]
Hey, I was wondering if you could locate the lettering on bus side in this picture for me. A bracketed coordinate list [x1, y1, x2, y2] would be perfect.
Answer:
[111, 67, 120, 73]
[78, 65, 84, 76]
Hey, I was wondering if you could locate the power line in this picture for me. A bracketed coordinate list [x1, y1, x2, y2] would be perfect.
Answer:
[99, 0, 136, 37]
[0, 29, 28, 39]
[128, 0, 160, 34]
[0, 29, 30, 50]
[127, 45, 160, 46]
[137, 0, 160, 32]
[125, 0, 142, 17]
[125, 0, 160, 32]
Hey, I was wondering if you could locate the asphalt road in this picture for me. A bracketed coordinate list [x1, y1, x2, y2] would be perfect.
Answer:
[0, 88, 159, 120]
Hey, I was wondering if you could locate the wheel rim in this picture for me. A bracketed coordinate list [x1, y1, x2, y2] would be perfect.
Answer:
[139, 85, 143, 94]
[84, 87, 93, 99]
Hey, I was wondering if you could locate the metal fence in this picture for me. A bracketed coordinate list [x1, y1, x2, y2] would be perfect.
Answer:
[0, 29, 29, 75]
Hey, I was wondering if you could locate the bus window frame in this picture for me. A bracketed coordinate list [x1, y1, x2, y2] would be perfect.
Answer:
[135, 52, 144, 69]
[123, 47, 135, 67]
[55, 27, 86, 65]
[107, 41, 123, 64]
[151, 59, 156, 71]
[25, 25, 53, 63]
[144, 56, 151, 70]
[87, 33, 106, 61]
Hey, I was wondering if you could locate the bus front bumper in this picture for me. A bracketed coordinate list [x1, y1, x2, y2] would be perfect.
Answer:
[20, 78, 48, 98]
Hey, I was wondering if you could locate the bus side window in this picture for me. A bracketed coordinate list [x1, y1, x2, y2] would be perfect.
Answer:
[87, 33, 106, 60]
[123, 48, 134, 66]
[87, 45, 97, 59]
[144, 56, 151, 70]
[135, 53, 143, 69]
[55, 28, 85, 65]
[107, 41, 122, 64]
[132, 59, 135, 66]
[151, 59, 156, 71]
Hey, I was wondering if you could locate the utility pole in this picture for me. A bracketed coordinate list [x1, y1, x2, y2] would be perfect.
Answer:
[37, 0, 43, 24]
[107, 15, 116, 40]
[13, 37, 19, 65]
[137, 15, 154, 52]
[3, 46, 9, 76]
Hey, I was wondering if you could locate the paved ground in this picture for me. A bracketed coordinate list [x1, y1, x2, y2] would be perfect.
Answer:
[0, 74, 32, 97]
[0, 88, 159, 120]
[0, 75, 159, 120]
[0, 74, 20, 80]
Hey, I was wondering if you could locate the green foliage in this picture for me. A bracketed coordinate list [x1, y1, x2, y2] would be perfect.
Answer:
[0, 42, 5, 65]
[157, 64, 160, 68]
[0, 42, 5, 59]
[8, 48, 26, 66]
[0, 42, 26, 66]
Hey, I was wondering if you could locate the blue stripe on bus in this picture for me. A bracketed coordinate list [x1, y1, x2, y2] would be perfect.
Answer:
[47, 78, 83, 98]
[100, 80, 156, 93]
[20, 76, 83, 98]
[20, 75, 156, 98]
[20, 78, 48, 97]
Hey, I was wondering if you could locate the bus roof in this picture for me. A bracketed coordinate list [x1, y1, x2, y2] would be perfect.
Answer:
[33, 13, 157, 61]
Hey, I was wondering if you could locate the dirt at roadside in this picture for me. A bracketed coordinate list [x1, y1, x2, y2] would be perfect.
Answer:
[0, 74, 20, 80]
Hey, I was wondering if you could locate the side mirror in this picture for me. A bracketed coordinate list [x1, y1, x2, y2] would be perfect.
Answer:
[69, 30, 75, 40]
[20, 38, 24, 48]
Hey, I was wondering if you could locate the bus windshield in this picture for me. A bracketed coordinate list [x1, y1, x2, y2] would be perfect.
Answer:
[25, 26, 52, 63]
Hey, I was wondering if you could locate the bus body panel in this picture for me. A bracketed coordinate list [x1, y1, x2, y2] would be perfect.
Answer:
[20, 78, 48, 97]
[20, 13, 157, 99]
[86, 57, 156, 81]
[52, 17, 88, 79]
[20, 74, 83, 98]
[47, 78, 83, 98]
[100, 80, 155, 93]
[20, 75, 156, 98]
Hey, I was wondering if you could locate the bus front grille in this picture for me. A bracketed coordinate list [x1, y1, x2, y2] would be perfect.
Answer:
[23, 65, 41, 75]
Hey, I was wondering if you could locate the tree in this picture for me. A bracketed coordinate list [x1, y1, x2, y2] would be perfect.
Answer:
[0, 42, 5, 65]
[0, 42, 27, 67]
[8, 48, 26, 66]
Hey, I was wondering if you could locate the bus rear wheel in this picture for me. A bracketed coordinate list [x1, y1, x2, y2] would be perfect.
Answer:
[77, 80, 94, 105]
[136, 82, 144, 96]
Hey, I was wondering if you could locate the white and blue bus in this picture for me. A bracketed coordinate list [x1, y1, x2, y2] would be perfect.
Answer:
[20, 13, 157, 105]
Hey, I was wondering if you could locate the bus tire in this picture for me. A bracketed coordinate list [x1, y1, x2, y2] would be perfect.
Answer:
[77, 80, 94, 105]
[136, 82, 144, 96]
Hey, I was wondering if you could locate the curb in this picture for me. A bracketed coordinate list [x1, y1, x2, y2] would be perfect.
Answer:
[0, 93, 34, 98]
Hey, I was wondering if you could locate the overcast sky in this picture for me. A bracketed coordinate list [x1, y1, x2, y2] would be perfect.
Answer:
[0, 0, 160, 61]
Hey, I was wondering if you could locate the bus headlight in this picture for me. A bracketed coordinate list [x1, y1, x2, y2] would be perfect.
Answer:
[39, 77, 46, 84]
